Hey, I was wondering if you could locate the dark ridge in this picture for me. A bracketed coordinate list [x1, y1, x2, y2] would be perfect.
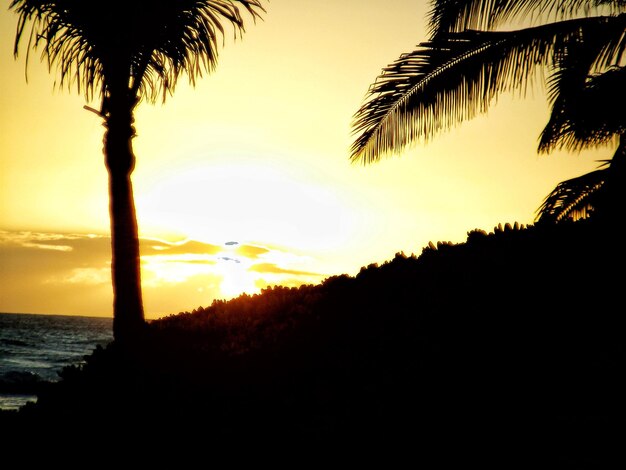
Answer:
[2, 219, 624, 464]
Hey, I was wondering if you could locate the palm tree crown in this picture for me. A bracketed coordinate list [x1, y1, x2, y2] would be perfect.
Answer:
[351, 0, 626, 222]
[12, 0, 264, 107]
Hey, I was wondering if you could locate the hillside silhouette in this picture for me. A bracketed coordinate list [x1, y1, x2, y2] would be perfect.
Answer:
[2, 218, 624, 464]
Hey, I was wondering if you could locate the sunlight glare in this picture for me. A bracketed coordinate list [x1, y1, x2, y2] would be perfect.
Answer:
[136, 159, 358, 251]
[138, 233, 325, 303]
[217, 257, 259, 298]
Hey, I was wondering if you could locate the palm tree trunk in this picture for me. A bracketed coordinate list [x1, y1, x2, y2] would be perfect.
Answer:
[103, 85, 145, 342]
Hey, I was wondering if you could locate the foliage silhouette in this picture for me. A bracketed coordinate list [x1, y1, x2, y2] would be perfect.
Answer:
[2, 218, 624, 464]
[351, 0, 626, 223]
[10, 0, 266, 341]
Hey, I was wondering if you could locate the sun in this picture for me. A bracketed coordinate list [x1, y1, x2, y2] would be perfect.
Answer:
[217, 256, 259, 298]
[135, 158, 359, 253]
[213, 240, 261, 298]
[140, 239, 263, 302]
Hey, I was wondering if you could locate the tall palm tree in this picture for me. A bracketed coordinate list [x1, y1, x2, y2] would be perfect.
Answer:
[11, 0, 265, 342]
[351, 0, 626, 223]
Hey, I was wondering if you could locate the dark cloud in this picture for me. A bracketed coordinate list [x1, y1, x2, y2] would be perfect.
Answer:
[225, 241, 239, 246]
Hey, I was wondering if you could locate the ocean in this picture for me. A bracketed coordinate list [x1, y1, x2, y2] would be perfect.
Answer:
[0, 312, 113, 411]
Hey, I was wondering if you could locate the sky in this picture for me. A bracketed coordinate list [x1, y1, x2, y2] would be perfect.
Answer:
[0, 0, 609, 318]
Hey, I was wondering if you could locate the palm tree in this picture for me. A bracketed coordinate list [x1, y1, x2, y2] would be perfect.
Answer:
[351, 0, 626, 223]
[11, 0, 265, 342]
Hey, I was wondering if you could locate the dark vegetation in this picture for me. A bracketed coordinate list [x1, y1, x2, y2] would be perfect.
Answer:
[2, 219, 624, 463]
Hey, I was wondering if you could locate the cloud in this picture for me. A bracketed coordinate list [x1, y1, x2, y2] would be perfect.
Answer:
[47, 267, 110, 285]
[235, 244, 270, 259]
[0, 230, 84, 244]
[142, 239, 222, 256]
[164, 259, 217, 265]
[0, 230, 113, 315]
[22, 242, 73, 252]
[0, 231, 110, 267]
[248, 262, 322, 277]
[0, 229, 326, 318]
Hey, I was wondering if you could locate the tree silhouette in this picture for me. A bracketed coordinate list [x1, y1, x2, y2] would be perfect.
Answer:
[351, 0, 626, 223]
[11, 0, 265, 342]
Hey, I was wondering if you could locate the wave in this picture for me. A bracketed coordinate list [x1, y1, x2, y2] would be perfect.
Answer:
[0, 339, 30, 347]
[0, 312, 113, 408]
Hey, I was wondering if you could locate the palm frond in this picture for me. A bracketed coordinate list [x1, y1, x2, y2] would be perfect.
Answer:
[130, 0, 266, 102]
[11, 0, 265, 105]
[538, 12, 626, 152]
[540, 65, 626, 152]
[428, 0, 624, 36]
[535, 166, 608, 222]
[351, 15, 623, 164]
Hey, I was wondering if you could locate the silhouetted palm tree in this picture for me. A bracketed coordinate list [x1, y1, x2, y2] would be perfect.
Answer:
[11, 0, 265, 341]
[351, 0, 626, 222]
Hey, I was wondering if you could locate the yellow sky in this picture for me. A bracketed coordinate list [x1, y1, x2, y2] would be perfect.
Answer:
[0, 0, 609, 318]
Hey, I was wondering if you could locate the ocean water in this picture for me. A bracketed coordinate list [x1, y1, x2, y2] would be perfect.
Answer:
[0, 312, 113, 411]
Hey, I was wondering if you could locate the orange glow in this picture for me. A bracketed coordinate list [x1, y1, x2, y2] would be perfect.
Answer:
[138, 237, 324, 310]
